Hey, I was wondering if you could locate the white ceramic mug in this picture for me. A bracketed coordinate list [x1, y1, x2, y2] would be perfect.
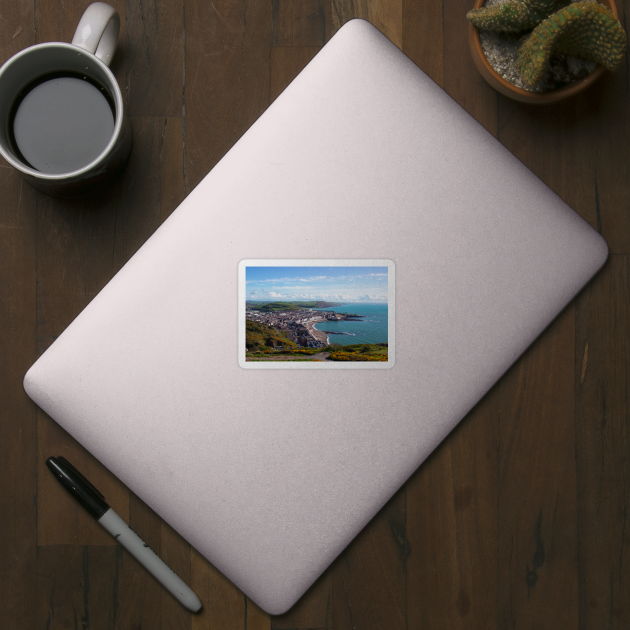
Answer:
[0, 2, 131, 197]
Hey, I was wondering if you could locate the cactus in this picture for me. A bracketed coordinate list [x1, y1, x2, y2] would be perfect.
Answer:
[467, 0, 568, 33]
[516, 1, 627, 85]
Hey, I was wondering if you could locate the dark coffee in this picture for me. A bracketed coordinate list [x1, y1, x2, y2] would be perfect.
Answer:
[10, 72, 115, 174]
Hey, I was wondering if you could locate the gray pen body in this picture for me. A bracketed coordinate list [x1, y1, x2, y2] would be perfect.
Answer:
[99, 508, 202, 612]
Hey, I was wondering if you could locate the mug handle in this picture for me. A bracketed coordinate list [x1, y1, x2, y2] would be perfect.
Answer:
[71, 2, 120, 67]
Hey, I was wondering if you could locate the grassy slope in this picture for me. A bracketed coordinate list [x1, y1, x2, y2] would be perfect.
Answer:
[327, 343, 388, 361]
[245, 320, 296, 349]
[247, 301, 340, 312]
[246, 341, 388, 361]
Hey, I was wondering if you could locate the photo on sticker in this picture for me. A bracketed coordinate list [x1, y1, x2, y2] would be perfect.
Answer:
[244, 264, 389, 363]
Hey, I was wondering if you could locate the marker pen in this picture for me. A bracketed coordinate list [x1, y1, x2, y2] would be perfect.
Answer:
[46, 456, 202, 613]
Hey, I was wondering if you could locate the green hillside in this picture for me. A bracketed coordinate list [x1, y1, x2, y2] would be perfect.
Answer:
[326, 343, 388, 361]
[247, 301, 341, 312]
[245, 340, 388, 362]
[245, 320, 297, 350]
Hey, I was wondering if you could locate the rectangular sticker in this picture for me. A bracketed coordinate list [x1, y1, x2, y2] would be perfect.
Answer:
[238, 260, 395, 369]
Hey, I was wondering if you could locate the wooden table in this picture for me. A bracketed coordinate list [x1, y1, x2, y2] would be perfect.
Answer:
[1, 1, 628, 628]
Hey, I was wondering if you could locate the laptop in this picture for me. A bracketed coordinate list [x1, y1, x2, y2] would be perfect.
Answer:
[23, 19, 608, 614]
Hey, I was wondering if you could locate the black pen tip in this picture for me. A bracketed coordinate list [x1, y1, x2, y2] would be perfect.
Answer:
[45, 455, 109, 519]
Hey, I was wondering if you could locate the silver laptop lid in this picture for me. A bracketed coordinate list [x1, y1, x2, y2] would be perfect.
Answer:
[24, 19, 607, 614]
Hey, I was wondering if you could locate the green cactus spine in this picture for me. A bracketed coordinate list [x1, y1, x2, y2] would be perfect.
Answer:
[467, 0, 568, 33]
[517, 1, 627, 85]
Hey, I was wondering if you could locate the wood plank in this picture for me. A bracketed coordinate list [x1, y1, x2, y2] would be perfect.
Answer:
[330, 486, 407, 630]
[184, 0, 272, 192]
[247, 599, 271, 630]
[36, 545, 119, 630]
[491, 34, 626, 628]
[33, 187, 121, 355]
[402, 0, 444, 88]
[576, 256, 630, 629]
[583, 72, 630, 254]
[0, 131, 38, 630]
[36, 0, 123, 45]
[270, 47, 321, 103]
[0, 0, 36, 56]
[407, 393, 499, 629]
[271, 0, 332, 46]
[190, 549, 247, 630]
[443, 0, 497, 131]
[494, 60, 629, 257]
[126, 0, 183, 117]
[497, 305, 578, 628]
[159, 117, 187, 220]
[109, 494, 192, 629]
[331, 0, 402, 48]
[0, 4, 39, 628]
[271, 573, 332, 629]
[112, 116, 185, 270]
[496, 97, 597, 223]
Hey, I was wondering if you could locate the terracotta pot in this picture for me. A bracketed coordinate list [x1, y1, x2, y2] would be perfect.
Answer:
[468, 0, 619, 103]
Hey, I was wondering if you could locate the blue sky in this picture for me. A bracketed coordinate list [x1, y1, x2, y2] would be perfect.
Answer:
[245, 266, 388, 303]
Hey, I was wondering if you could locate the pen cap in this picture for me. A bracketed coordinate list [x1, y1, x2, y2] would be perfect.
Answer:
[46, 456, 110, 519]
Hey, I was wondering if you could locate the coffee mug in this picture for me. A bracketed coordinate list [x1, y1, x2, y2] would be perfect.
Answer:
[0, 2, 132, 197]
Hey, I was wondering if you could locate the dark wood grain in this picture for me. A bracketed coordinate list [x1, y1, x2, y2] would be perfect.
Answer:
[270, 47, 321, 103]
[332, 0, 402, 47]
[407, 393, 499, 629]
[403, 0, 444, 87]
[443, 0, 498, 131]
[0, 5, 38, 629]
[331, 486, 408, 630]
[190, 550, 249, 630]
[583, 71, 630, 254]
[497, 305, 579, 628]
[116, 495, 192, 629]
[576, 256, 630, 629]
[184, 0, 271, 191]
[111, 115, 185, 270]
[271, 573, 332, 629]
[0, 143, 38, 630]
[1, 0, 629, 628]
[125, 0, 184, 117]
[271, 0, 331, 46]
[37, 545, 119, 630]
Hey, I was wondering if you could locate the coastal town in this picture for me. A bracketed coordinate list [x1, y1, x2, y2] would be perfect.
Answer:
[245, 306, 363, 349]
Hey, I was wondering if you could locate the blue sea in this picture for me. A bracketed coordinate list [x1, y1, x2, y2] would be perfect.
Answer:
[313, 303, 388, 346]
